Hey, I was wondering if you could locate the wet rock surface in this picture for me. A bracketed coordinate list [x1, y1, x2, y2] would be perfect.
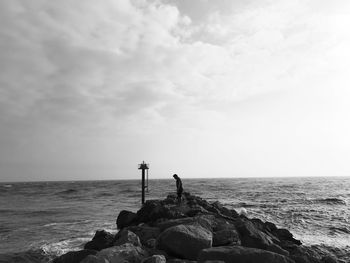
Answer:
[54, 192, 344, 263]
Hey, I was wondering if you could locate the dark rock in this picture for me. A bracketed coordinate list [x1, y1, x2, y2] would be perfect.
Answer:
[213, 229, 241, 246]
[156, 217, 197, 231]
[322, 255, 338, 263]
[127, 225, 161, 245]
[198, 246, 295, 263]
[91, 243, 148, 263]
[80, 255, 100, 263]
[145, 238, 157, 248]
[141, 255, 166, 263]
[289, 245, 323, 263]
[235, 219, 274, 249]
[274, 228, 302, 247]
[157, 224, 212, 260]
[156, 215, 214, 232]
[265, 221, 278, 232]
[136, 200, 186, 224]
[117, 210, 137, 229]
[167, 259, 197, 263]
[84, 230, 114, 251]
[113, 229, 141, 247]
[185, 205, 209, 217]
[53, 249, 97, 263]
[267, 243, 290, 257]
[211, 201, 238, 218]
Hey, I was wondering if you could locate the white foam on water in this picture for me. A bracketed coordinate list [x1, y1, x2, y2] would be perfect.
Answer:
[40, 237, 90, 257]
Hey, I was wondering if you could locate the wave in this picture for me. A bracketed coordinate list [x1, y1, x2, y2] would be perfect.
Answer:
[56, 189, 79, 195]
[0, 249, 51, 263]
[329, 226, 350, 234]
[314, 198, 347, 205]
[40, 237, 90, 257]
[96, 192, 114, 197]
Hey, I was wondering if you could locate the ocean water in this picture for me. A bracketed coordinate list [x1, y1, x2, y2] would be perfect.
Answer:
[0, 177, 349, 262]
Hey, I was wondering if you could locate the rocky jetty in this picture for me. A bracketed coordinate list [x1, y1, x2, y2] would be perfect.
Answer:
[53, 192, 346, 263]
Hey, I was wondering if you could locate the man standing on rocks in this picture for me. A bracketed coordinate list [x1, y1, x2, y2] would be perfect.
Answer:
[173, 174, 183, 203]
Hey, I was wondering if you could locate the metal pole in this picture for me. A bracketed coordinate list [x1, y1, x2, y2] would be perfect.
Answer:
[141, 168, 145, 204]
[146, 169, 149, 192]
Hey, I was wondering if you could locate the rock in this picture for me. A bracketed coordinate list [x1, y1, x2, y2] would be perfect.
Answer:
[267, 243, 290, 257]
[80, 255, 103, 263]
[213, 229, 241, 246]
[84, 230, 114, 251]
[236, 219, 274, 249]
[167, 259, 197, 263]
[156, 215, 214, 232]
[142, 255, 166, 263]
[322, 255, 338, 263]
[198, 246, 295, 263]
[145, 238, 157, 248]
[53, 249, 97, 263]
[136, 200, 185, 224]
[274, 228, 302, 247]
[127, 225, 161, 245]
[117, 210, 137, 229]
[156, 217, 197, 231]
[157, 224, 212, 260]
[289, 245, 323, 263]
[92, 243, 148, 263]
[114, 229, 141, 247]
[211, 201, 239, 218]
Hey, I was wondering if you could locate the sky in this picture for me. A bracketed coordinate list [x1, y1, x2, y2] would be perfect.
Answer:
[1, 0, 350, 182]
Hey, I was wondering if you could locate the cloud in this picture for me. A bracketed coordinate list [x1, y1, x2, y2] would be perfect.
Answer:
[2, 0, 350, 180]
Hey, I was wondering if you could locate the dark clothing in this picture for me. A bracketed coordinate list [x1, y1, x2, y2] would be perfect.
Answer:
[176, 177, 183, 194]
[175, 176, 183, 202]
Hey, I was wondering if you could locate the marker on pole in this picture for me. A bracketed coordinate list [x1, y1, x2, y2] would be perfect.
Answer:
[138, 161, 149, 204]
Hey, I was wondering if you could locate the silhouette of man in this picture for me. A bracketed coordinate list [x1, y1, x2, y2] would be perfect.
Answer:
[173, 174, 183, 203]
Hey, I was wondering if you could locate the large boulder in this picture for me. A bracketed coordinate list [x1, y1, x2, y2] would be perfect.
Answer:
[113, 229, 141, 247]
[117, 210, 137, 229]
[156, 215, 214, 232]
[127, 225, 161, 245]
[288, 245, 342, 263]
[136, 200, 185, 224]
[213, 229, 241, 246]
[235, 219, 274, 249]
[157, 224, 213, 260]
[83, 243, 148, 263]
[84, 230, 114, 251]
[53, 249, 97, 263]
[198, 246, 295, 263]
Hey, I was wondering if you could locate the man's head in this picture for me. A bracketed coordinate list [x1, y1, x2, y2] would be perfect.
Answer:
[173, 174, 178, 179]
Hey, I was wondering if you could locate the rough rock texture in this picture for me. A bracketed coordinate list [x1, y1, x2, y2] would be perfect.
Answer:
[53, 250, 97, 263]
[198, 246, 294, 263]
[84, 230, 114, 251]
[114, 229, 141, 247]
[117, 210, 137, 229]
[157, 224, 213, 260]
[85, 243, 148, 263]
[127, 225, 161, 245]
[213, 229, 241, 246]
[141, 254, 166, 263]
[55, 192, 344, 263]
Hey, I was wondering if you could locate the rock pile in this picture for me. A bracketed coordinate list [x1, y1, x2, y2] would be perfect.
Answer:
[53, 192, 344, 263]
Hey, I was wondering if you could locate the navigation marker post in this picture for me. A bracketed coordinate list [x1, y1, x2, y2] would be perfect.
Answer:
[138, 161, 149, 205]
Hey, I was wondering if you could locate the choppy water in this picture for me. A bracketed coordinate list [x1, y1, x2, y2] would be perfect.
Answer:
[0, 177, 349, 262]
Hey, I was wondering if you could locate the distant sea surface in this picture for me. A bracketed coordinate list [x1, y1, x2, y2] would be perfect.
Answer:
[0, 177, 349, 262]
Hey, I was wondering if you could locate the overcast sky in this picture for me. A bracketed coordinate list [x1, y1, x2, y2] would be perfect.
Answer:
[1, 0, 350, 182]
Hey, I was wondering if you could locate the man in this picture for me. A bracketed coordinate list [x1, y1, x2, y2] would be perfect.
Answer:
[173, 174, 183, 203]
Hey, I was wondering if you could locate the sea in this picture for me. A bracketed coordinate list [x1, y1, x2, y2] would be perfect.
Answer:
[0, 177, 349, 262]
